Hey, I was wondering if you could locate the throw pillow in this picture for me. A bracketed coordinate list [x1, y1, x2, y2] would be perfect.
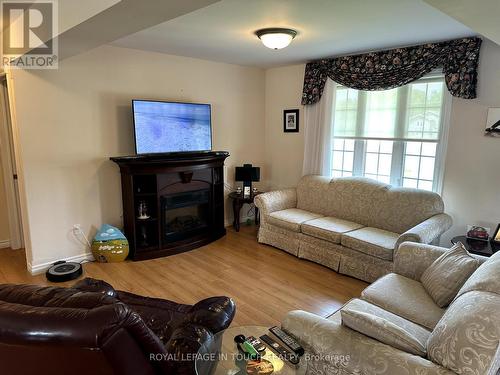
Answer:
[454, 249, 500, 301]
[420, 242, 479, 308]
[427, 291, 500, 374]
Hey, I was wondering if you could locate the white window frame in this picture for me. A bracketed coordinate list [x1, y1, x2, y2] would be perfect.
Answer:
[332, 75, 452, 194]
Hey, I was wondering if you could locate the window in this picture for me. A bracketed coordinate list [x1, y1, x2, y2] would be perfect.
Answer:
[331, 75, 449, 192]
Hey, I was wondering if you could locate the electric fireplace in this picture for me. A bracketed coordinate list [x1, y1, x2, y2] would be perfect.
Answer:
[111, 151, 229, 260]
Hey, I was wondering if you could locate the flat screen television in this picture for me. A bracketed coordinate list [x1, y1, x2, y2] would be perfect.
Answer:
[132, 100, 212, 154]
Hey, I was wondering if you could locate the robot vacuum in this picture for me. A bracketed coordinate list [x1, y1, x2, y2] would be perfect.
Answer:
[46, 261, 83, 282]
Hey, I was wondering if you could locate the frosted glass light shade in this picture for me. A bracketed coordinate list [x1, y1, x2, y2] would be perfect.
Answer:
[255, 28, 297, 50]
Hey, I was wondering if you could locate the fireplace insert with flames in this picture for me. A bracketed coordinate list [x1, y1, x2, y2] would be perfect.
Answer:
[161, 189, 210, 242]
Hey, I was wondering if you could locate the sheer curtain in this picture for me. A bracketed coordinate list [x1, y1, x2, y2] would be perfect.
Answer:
[302, 78, 335, 176]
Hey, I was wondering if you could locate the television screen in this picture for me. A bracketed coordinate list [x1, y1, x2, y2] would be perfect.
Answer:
[132, 100, 212, 154]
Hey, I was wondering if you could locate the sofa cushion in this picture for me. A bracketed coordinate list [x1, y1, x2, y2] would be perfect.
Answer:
[267, 208, 323, 232]
[296, 175, 445, 234]
[341, 227, 399, 261]
[428, 291, 500, 375]
[297, 176, 389, 229]
[301, 217, 364, 243]
[420, 242, 479, 308]
[341, 299, 431, 356]
[361, 273, 445, 330]
[455, 249, 500, 301]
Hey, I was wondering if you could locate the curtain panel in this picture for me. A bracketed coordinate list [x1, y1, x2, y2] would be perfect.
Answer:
[303, 79, 335, 176]
[301, 37, 482, 105]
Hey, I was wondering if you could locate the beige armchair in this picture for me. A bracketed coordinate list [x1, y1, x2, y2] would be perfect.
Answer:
[281, 242, 500, 375]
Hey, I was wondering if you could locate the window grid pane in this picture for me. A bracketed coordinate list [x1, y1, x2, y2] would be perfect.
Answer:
[364, 89, 398, 138]
[363, 140, 393, 183]
[406, 81, 444, 140]
[333, 88, 358, 137]
[402, 141, 437, 191]
[332, 139, 354, 177]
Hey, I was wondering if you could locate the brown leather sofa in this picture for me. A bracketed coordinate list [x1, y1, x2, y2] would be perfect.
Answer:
[0, 278, 235, 375]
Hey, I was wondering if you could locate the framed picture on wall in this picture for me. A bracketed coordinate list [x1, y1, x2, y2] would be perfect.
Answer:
[283, 109, 299, 133]
[485, 107, 500, 137]
[492, 224, 500, 244]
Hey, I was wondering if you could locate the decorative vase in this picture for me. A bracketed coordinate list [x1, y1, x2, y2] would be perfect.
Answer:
[91, 224, 129, 262]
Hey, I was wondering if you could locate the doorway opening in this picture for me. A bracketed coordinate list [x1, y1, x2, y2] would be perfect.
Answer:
[0, 73, 24, 251]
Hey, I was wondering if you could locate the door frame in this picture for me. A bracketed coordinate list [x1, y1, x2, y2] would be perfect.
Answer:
[0, 70, 30, 257]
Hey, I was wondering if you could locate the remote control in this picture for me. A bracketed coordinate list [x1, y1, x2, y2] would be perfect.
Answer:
[269, 326, 305, 356]
[259, 334, 300, 365]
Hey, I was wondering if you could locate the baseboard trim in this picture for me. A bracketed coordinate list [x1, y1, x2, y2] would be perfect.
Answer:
[0, 240, 10, 249]
[29, 252, 95, 275]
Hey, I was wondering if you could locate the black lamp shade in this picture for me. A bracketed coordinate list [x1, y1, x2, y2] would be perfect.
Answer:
[235, 164, 260, 182]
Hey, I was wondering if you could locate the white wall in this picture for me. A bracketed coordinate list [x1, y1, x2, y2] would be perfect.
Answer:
[12, 45, 265, 271]
[264, 64, 305, 189]
[264, 40, 500, 246]
[439, 39, 500, 244]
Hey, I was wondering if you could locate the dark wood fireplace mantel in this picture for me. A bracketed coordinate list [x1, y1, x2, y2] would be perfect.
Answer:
[111, 151, 229, 260]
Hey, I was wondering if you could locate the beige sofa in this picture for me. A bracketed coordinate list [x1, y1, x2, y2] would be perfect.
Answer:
[254, 175, 452, 282]
[282, 242, 500, 375]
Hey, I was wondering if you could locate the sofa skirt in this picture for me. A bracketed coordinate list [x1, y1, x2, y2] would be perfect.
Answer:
[257, 223, 393, 283]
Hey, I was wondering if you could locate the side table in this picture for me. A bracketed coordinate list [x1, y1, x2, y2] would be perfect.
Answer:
[451, 235, 500, 257]
[196, 325, 306, 375]
[228, 191, 263, 232]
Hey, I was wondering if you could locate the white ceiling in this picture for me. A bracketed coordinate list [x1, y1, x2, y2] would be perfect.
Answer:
[58, 0, 121, 35]
[111, 0, 475, 68]
[56, 0, 221, 60]
[424, 0, 500, 46]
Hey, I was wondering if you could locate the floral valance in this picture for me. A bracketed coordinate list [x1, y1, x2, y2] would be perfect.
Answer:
[302, 37, 482, 105]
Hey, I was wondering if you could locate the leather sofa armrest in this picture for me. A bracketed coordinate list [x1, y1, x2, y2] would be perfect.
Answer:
[116, 290, 191, 314]
[164, 324, 214, 375]
[131, 295, 234, 375]
[73, 277, 117, 298]
[189, 296, 236, 334]
[254, 188, 297, 215]
[114, 292, 234, 347]
[0, 299, 161, 350]
[114, 290, 192, 343]
[394, 242, 449, 280]
[395, 213, 452, 250]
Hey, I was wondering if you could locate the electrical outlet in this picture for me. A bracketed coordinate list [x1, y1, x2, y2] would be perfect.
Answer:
[72, 224, 91, 249]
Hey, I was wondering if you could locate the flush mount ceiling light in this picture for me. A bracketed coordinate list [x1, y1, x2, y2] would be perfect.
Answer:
[255, 28, 297, 50]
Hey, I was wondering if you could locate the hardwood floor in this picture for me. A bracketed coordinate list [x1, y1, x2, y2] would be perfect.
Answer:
[0, 225, 367, 326]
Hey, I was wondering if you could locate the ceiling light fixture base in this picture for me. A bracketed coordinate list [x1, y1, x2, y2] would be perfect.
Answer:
[255, 28, 297, 50]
